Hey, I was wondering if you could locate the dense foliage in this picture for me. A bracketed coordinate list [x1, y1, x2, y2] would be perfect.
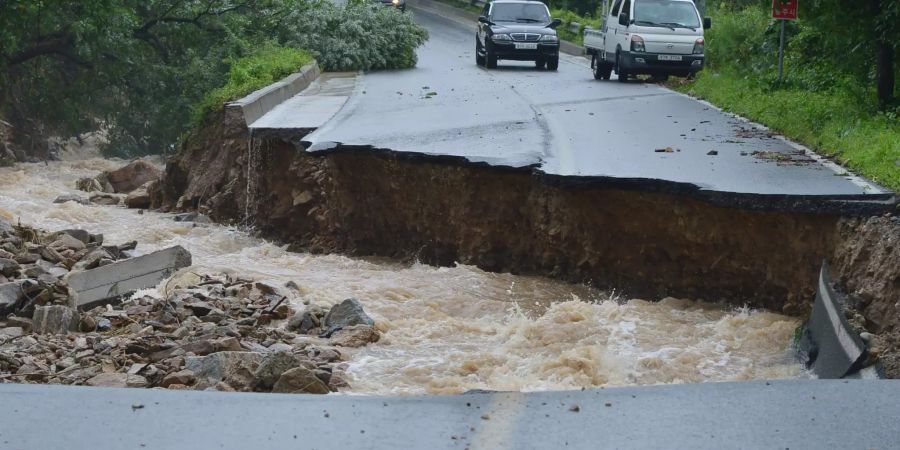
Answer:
[0, 0, 428, 159]
[192, 46, 313, 126]
[279, 2, 429, 71]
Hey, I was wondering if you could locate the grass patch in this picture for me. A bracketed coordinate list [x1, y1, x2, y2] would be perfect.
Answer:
[192, 45, 313, 126]
[676, 71, 900, 191]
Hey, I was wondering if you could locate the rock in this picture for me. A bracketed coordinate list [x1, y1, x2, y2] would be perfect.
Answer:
[186, 301, 214, 316]
[32, 305, 78, 335]
[252, 351, 316, 390]
[79, 315, 97, 332]
[75, 175, 112, 193]
[89, 192, 125, 206]
[49, 233, 86, 251]
[272, 366, 331, 394]
[53, 194, 89, 205]
[124, 181, 154, 209]
[328, 371, 350, 390]
[72, 247, 115, 271]
[173, 212, 211, 224]
[329, 325, 380, 348]
[59, 229, 91, 244]
[0, 217, 12, 236]
[106, 160, 161, 193]
[6, 315, 32, 331]
[68, 246, 192, 309]
[322, 299, 374, 337]
[0, 280, 27, 314]
[0, 258, 19, 277]
[85, 372, 149, 388]
[161, 369, 196, 388]
[287, 306, 323, 334]
[185, 351, 262, 390]
[0, 326, 23, 338]
[267, 342, 293, 353]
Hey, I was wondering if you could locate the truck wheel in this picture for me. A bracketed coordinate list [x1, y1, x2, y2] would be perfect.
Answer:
[592, 54, 611, 80]
[616, 52, 629, 82]
[486, 44, 498, 69]
[547, 56, 559, 71]
[475, 38, 485, 66]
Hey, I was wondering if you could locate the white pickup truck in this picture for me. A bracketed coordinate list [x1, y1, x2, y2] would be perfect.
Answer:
[584, 0, 710, 81]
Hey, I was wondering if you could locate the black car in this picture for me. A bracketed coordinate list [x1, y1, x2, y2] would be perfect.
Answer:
[476, 0, 562, 70]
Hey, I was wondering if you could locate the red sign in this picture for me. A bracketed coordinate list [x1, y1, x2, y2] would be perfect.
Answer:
[772, 0, 798, 19]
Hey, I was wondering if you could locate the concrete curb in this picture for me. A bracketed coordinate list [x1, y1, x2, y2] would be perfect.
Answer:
[227, 62, 322, 126]
[412, 0, 586, 56]
[799, 263, 872, 379]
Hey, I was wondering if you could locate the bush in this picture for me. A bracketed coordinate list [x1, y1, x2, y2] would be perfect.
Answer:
[191, 45, 313, 126]
[549, 8, 601, 44]
[282, 3, 429, 72]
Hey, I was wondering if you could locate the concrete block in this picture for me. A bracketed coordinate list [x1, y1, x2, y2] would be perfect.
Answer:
[67, 246, 192, 309]
[799, 263, 868, 378]
[228, 63, 322, 126]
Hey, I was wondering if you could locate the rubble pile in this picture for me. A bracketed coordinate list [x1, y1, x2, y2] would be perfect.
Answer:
[0, 217, 380, 393]
[0, 218, 133, 316]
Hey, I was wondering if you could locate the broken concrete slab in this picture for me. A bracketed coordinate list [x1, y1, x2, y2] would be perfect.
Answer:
[32, 305, 79, 335]
[798, 264, 870, 379]
[67, 246, 192, 310]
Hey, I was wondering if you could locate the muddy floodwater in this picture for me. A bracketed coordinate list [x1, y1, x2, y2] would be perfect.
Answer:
[0, 159, 809, 394]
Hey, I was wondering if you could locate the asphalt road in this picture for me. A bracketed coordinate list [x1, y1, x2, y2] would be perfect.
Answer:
[301, 4, 894, 201]
[4, 380, 900, 449]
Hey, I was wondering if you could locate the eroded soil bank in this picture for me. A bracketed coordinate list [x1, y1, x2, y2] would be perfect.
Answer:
[152, 111, 899, 377]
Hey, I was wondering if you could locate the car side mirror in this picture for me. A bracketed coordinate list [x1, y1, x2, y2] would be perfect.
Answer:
[548, 18, 562, 28]
[703, 17, 712, 29]
[618, 14, 629, 26]
[478, 16, 490, 24]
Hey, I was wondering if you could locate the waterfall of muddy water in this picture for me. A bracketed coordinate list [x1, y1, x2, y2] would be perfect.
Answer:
[0, 160, 810, 395]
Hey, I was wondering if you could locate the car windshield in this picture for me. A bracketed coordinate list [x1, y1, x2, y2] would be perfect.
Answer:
[491, 3, 550, 23]
[633, 0, 700, 28]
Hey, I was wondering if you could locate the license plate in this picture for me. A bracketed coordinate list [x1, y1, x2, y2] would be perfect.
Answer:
[658, 54, 683, 61]
[514, 43, 538, 50]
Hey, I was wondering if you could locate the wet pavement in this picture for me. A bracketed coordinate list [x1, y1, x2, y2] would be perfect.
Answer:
[4, 380, 900, 449]
[296, 3, 894, 202]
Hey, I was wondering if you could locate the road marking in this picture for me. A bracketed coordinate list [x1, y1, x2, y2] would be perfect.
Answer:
[470, 392, 526, 450]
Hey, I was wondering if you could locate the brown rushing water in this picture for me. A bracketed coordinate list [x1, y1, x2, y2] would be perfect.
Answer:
[0, 159, 809, 395]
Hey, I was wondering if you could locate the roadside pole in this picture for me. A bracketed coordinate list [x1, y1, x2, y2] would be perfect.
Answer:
[778, 19, 785, 82]
[772, 0, 798, 83]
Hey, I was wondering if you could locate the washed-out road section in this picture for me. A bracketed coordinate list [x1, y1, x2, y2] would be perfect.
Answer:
[253, 1, 894, 212]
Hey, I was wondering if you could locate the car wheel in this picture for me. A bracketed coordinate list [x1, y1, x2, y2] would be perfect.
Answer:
[546, 56, 559, 71]
[600, 62, 612, 80]
[616, 52, 628, 82]
[486, 44, 498, 69]
[475, 38, 485, 66]
[535, 58, 546, 69]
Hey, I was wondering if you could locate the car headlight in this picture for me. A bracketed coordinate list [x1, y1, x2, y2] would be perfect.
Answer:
[630, 35, 645, 52]
[492, 34, 512, 41]
[539, 34, 559, 42]
[693, 38, 704, 54]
